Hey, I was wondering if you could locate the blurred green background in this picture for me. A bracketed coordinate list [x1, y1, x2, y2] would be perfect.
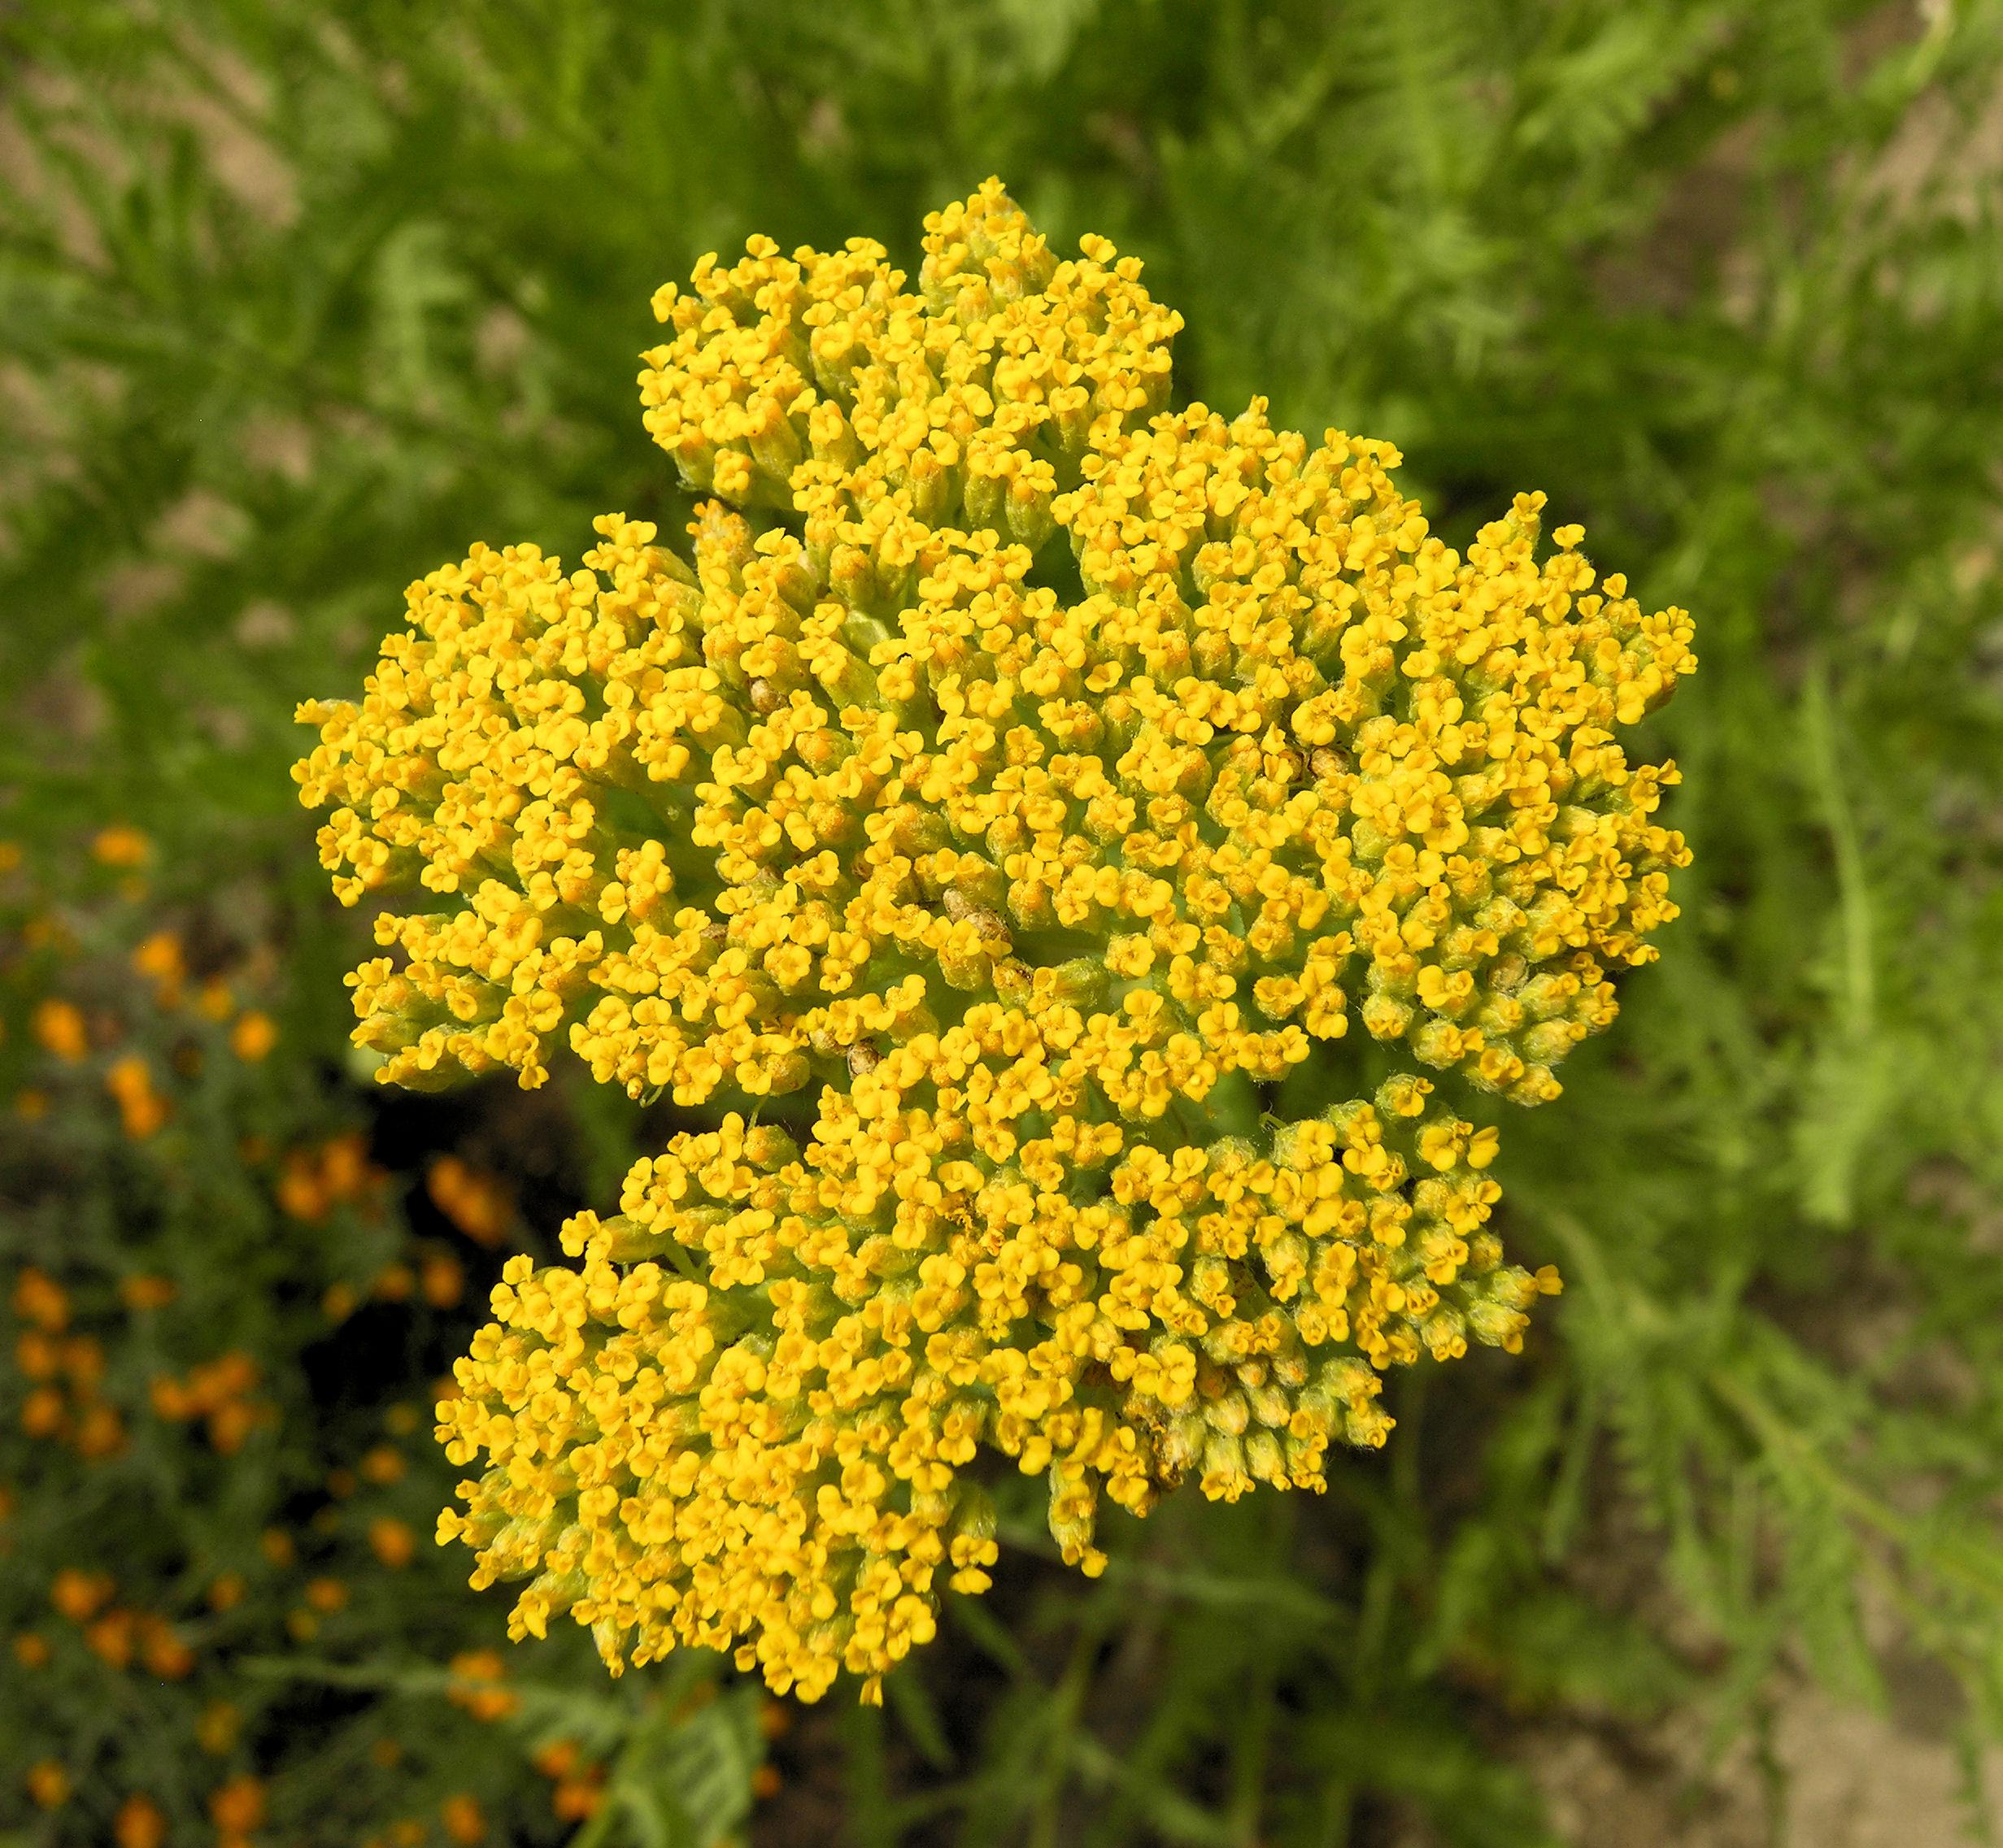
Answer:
[5, 2, 2003, 1844]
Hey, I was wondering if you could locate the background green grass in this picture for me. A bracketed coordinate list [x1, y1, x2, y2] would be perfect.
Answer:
[6, 2, 2003, 1843]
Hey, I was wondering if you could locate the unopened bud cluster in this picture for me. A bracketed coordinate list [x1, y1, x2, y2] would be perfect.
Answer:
[297, 181, 1693, 1702]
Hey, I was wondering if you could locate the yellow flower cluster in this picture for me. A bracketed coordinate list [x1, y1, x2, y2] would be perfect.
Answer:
[434, 1080, 1549, 1701]
[297, 181, 1694, 1702]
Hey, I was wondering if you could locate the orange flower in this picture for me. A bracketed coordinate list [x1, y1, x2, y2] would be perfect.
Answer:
[540, 1743, 614, 1825]
[197, 977, 236, 1020]
[194, 1349, 256, 1402]
[30, 998, 89, 1063]
[105, 1055, 169, 1137]
[208, 1775, 265, 1835]
[304, 1576, 348, 1615]
[120, 1274, 178, 1311]
[207, 1398, 262, 1456]
[13, 1633, 51, 1669]
[420, 1249, 466, 1308]
[208, 1574, 247, 1613]
[132, 931, 185, 1003]
[92, 825, 150, 867]
[426, 1156, 512, 1246]
[552, 1779, 604, 1823]
[50, 1568, 114, 1622]
[360, 1444, 406, 1486]
[277, 1153, 327, 1220]
[229, 1011, 277, 1062]
[150, 1376, 194, 1420]
[120, 1073, 170, 1135]
[531, 1739, 581, 1780]
[369, 1517, 416, 1570]
[14, 1267, 70, 1331]
[85, 1608, 137, 1668]
[74, 1400, 127, 1459]
[446, 1650, 520, 1722]
[155, 1352, 263, 1448]
[27, 1760, 69, 1808]
[115, 1794, 168, 1848]
[259, 1528, 295, 1568]
[278, 1132, 377, 1220]
[138, 1615, 194, 1680]
[21, 1385, 66, 1439]
[122, 1090, 170, 1137]
[320, 1131, 371, 1197]
[15, 1329, 60, 1380]
[441, 1794, 486, 1845]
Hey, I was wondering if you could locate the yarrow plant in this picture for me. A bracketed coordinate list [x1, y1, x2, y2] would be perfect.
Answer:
[295, 181, 1695, 1703]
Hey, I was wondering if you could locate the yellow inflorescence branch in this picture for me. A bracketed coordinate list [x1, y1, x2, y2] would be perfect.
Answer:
[295, 179, 1693, 1703]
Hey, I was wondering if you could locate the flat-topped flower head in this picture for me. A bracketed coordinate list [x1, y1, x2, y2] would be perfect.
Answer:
[434, 1078, 1547, 1701]
[297, 180, 1694, 1702]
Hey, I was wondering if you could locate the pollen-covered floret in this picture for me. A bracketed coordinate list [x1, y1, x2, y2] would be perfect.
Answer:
[297, 180, 1693, 1702]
